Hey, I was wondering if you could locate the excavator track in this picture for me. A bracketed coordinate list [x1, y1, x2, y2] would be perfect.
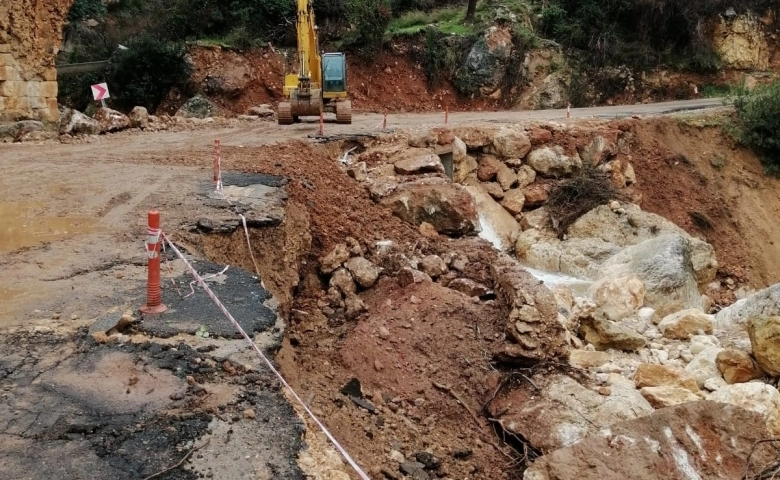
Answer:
[278, 102, 294, 125]
[335, 100, 352, 125]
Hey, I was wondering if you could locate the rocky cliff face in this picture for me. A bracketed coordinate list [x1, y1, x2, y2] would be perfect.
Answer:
[712, 11, 773, 70]
[0, 0, 73, 121]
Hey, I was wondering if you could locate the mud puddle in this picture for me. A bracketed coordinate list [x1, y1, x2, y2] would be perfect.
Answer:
[0, 201, 101, 253]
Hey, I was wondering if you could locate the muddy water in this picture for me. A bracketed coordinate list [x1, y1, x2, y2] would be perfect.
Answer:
[0, 201, 100, 253]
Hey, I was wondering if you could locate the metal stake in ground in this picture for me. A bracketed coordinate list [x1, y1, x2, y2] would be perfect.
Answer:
[445, 106, 449, 125]
[140, 210, 167, 314]
[213, 139, 220, 183]
[318, 111, 325, 136]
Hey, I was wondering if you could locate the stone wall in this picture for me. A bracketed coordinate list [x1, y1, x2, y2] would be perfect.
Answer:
[0, 0, 74, 122]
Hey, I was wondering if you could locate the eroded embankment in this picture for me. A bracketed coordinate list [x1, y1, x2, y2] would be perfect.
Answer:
[190, 114, 780, 480]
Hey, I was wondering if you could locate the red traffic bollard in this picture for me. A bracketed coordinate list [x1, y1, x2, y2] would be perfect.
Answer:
[140, 210, 167, 315]
[213, 139, 220, 183]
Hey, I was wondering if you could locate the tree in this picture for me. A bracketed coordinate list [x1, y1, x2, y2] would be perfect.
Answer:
[465, 0, 478, 21]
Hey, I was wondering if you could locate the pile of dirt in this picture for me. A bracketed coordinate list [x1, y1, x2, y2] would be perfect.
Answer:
[177, 44, 502, 117]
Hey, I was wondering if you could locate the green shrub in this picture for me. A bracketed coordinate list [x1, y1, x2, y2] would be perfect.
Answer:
[733, 81, 780, 174]
[67, 0, 107, 21]
[107, 36, 192, 111]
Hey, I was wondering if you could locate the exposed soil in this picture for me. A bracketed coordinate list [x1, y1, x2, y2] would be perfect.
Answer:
[3, 106, 780, 479]
[173, 43, 503, 117]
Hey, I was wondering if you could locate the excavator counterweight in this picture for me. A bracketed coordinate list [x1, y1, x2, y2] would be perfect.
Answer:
[278, 0, 351, 125]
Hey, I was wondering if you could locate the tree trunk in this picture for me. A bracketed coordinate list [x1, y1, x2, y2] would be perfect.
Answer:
[465, 0, 478, 21]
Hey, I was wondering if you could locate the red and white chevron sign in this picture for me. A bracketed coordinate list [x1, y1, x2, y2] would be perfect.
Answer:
[91, 83, 110, 101]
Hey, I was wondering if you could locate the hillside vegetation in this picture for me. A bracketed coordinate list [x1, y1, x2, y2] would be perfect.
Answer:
[60, 0, 778, 113]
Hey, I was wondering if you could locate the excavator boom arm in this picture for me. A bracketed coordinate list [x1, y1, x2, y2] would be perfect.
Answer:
[295, 0, 321, 89]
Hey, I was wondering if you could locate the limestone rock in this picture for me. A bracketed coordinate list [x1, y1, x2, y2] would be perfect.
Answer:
[128, 106, 149, 129]
[492, 255, 568, 363]
[684, 347, 724, 388]
[516, 165, 537, 189]
[59, 108, 100, 136]
[579, 316, 645, 351]
[640, 386, 700, 408]
[397, 268, 431, 288]
[716, 283, 780, 331]
[484, 182, 504, 199]
[579, 136, 615, 166]
[523, 401, 773, 480]
[588, 274, 645, 322]
[716, 349, 763, 384]
[383, 182, 479, 236]
[330, 268, 356, 295]
[320, 244, 350, 274]
[492, 127, 532, 159]
[344, 257, 380, 289]
[176, 95, 217, 119]
[344, 293, 367, 320]
[599, 235, 704, 320]
[658, 309, 714, 340]
[748, 316, 780, 376]
[522, 183, 550, 207]
[477, 155, 502, 182]
[526, 145, 582, 178]
[447, 278, 491, 298]
[712, 13, 770, 70]
[247, 104, 275, 118]
[496, 164, 517, 190]
[500, 189, 525, 215]
[94, 107, 131, 133]
[710, 382, 780, 435]
[368, 180, 398, 201]
[420, 255, 447, 278]
[633, 364, 699, 393]
[394, 154, 445, 175]
[348, 162, 368, 182]
[568, 350, 611, 369]
[690, 334, 721, 355]
[452, 137, 477, 183]
[460, 26, 513, 95]
[488, 374, 652, 452]
[451, 125, 499, 149]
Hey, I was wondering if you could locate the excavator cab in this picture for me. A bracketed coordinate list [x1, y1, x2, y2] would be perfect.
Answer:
[322, 53, 347, 96]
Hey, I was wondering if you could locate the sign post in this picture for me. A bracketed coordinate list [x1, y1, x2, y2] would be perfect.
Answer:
[91, 83, 110, 107]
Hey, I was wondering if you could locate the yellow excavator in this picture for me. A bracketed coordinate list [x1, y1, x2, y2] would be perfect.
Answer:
[278, 0, 352, 125]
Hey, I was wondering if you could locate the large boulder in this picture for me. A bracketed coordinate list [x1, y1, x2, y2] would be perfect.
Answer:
[477, 154, 503, 181]
[344, 257, 380, 289]
[588, 274, 645, 322]
[598, 235, 704, 320]
[639, 386, 701, 408]
[748, 316, 780, 376]
[716, 349, 763, 384]
[716, 283, 780, 331]
[684, 347, 724, 388]
[383, 181, 479, 236]
[633, 363, 699, 393]
[523, 401, 774, 480]
[491, 127, 532, 159]
[491, 255, 568, 364]
[452, 137, 477, 183]
[710, 382, 780, 435]
[460, 26, 513, 96]
[451, 124, 500, 149]
[175, 95, 217, 119]
[658, 309, 714, 340]
[394, 153, 445, 175]
[526, 145, 582, 178]
[93, 107, 131, 133]
[579, 316, 646, 351]
[59, 108, 100, 135]
[579, 135, 616, 166]
[247, 104, 275, 118]
[488, 374, 653, 452]
[128, 106, 149, 129]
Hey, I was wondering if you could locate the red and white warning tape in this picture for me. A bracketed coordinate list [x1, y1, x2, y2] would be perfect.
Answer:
[160, 232, 371, 480]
